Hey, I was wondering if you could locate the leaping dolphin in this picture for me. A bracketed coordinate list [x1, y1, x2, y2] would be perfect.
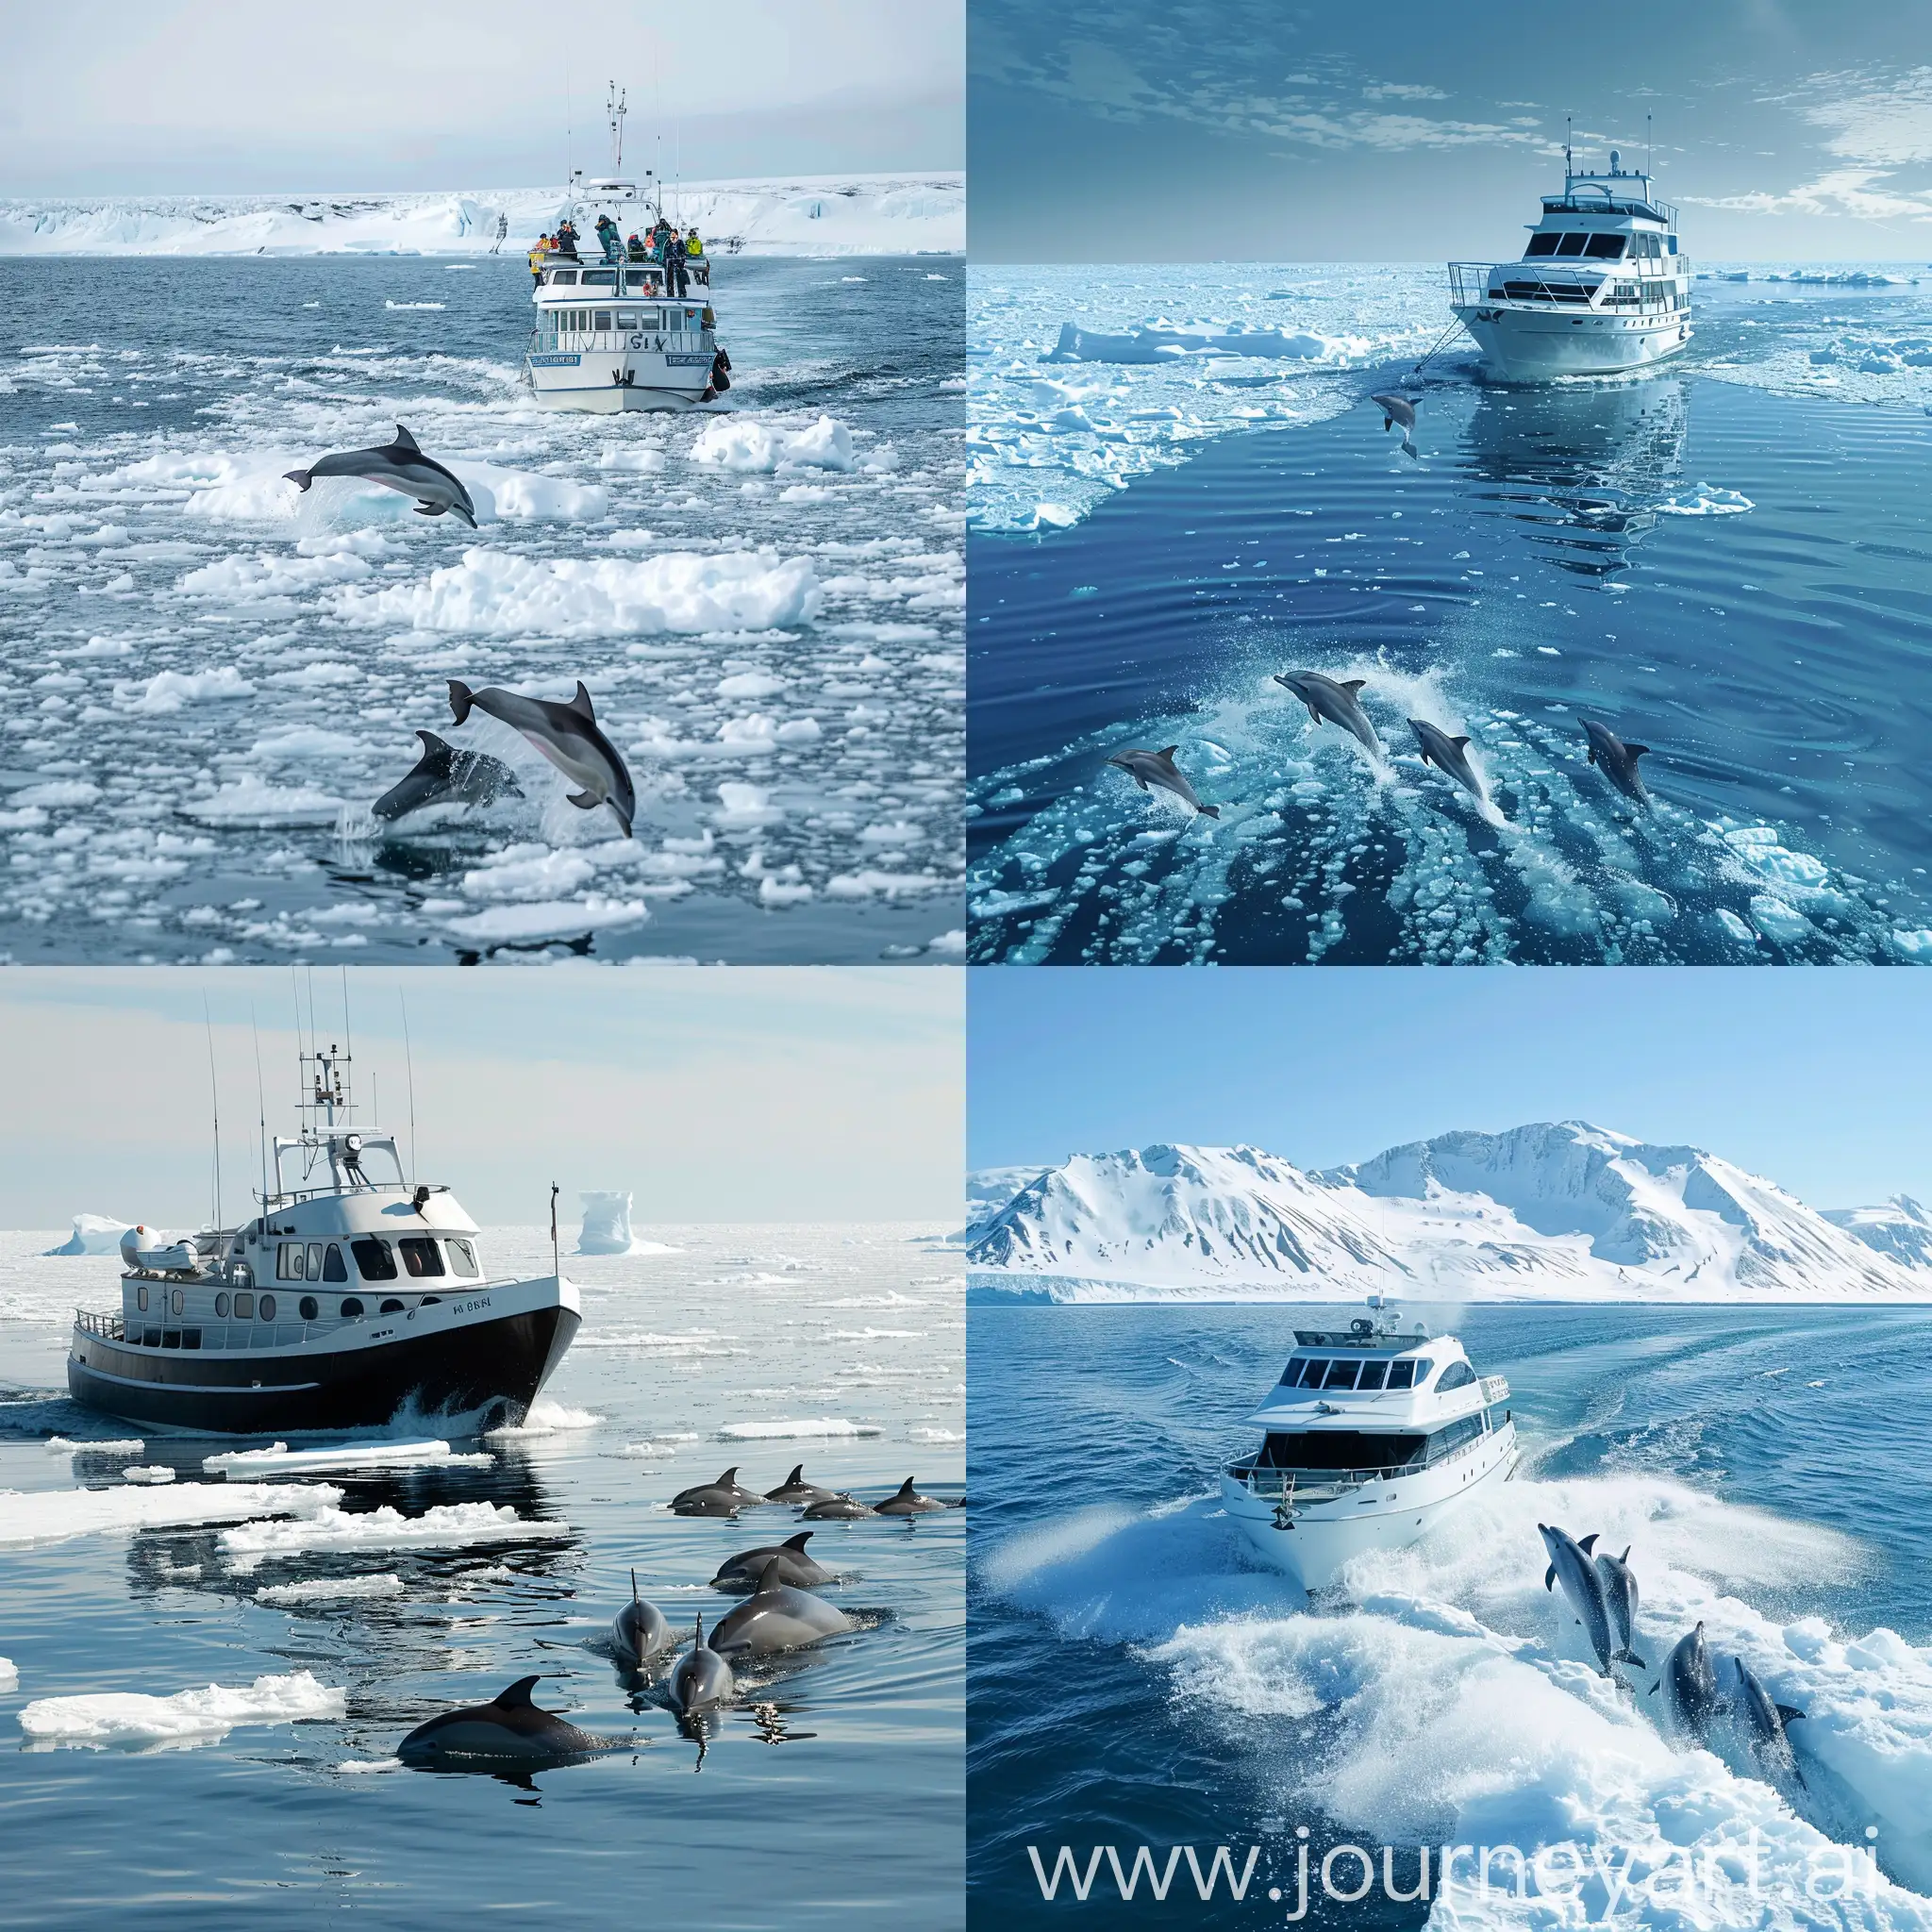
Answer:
[1274, 671, 1385, 761]
[764, 1463, 838, 1506]
[1653, 1623, 1724, 1742]
[873, 1477, 948, 1517]
[708, 1557, 853, 1657]
[1731, 1656, 1807, 1788]
[711, 1531, 833, 1593]
[397, 1674, 600, 1765]
[1539, 1523, 1619, 1678]
[670, 1467, 765, 1518]
[286, 424, 477, 528]
[447, 679, 638, 840]
[372, 730, 524, 822]
[1408, 719, 1490, 808]
[1106, 746, 1221, 819]
[611, 1569, 673, 1667]
[1369, 391, 1418, 458]
[1593, 1545, 1647, 1669]
[666, 1616, 736, 1715]
[1581, 718, 1652, 809]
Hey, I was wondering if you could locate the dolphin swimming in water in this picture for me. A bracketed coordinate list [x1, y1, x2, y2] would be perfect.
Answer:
[286, 424, 477, 528]
[1408, 719, 1490, 807]
[397, 1674, 600, 1765]
[1731, 1656, 1807, 1788]
[1593, 1546, 1647, 1669]
[447, 679, 638, 839]
[611, 1569, 673, 1667]
[1653, 1623, 1724, 1742]
[709, 1557, 853, 1657]
[670, 1467, 765, 1517]
[873, 1477, 947, 1517]
[1539, 1524, 1619, 1678]
[372, 730, 524, 823]
[1581, 718, 1652, 808]
[666, 1616, 736, 1715]
[1106, 746, 1221, 819]
[1369, 391, 1418, 458]
[1274, 671, 1385, 762]
[764, 1463, 838, 1506]
[801, 1492, 872, 1521]
[711, 1531, 833, 1593]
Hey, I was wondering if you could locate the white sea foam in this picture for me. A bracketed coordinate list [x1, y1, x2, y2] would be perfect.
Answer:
[203, 1440, 491, 1475]
[335, 1756, 404, 1774]
[0, 1481, 341, 1550]
[484, 1401, 602, 1440]
[255, 1574, 406, 1606]
[19, 1671, 343, 1746]
[714, 1417, 884, 1440]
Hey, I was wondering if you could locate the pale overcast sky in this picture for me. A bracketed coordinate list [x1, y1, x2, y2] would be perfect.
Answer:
[2, 1, 963, 193]
[0, 970, 962, 1228]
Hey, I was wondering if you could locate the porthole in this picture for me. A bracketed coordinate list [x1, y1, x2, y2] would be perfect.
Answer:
[341, 1296, 365, 1319]
[137, 1286, 149, 1312]
[171, 1290, 185, 1316]
[379, 1297, 406, 1315]
[214, 1291, 230, 1317]
[298, 1296, 319, 1322]
[258, 1293, 276, 1321]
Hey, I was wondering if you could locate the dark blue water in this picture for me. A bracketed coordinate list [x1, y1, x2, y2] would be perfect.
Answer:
[968, 1302, 1932, 1925]
[967, 369, 1932, 964]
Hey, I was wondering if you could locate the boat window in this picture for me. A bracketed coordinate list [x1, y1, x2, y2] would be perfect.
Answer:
[634, 308, 661, 329]
[379, 1296, 406, 1314]
[1424, 1415, 1484, 1462]
[1437, 1360, 1477, 1391]
[259, 1293, 276, 1320]
[616, 310, 638, 328]
[276, 1241, 303, 1280]
[1322, 1358, 1360, 1391]
[1386, 1359, 1418, 1390]
[1277, 1358, 1307, 1387]
[583, 270, 617, 288]
[446, 1239, 479, 1278]
[1524, 232, 1558, 257]
[306, 1241, 323, 1278]
[421, 1294, 441, 1305]
[137, 1285, 148, 1312]
[214, 1291, 229, 1317]
[551, 269, 578, 285]
[1555, 233, 1588, 256]
[1260, 1429, 1424, 1471]
[399, 1237, 445, 1278]
[234, 1291, 254, 1320]
[1584, 235, 1626, 258]
[341, 1296, 365, 1318]
[298, 1295, 319, 1322]
[352, 1237, 398, 1281]
[1667, 234, 1678, 253]
[323, 1244, 347, 1283]
[1357, 1360, 1389, 1391]
[171, 1290, 184, 1315]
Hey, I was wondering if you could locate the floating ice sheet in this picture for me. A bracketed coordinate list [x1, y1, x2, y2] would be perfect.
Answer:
[0, 1481, 341, 1550]
[220, 1501, 572, 1572]
[19, 1671, 344, 1746]
[203, 1441, 492, 1476]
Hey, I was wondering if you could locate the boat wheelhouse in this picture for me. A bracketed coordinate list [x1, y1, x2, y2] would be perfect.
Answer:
[1447, 146, 1691, 379]
[1220, 1300, 1518, 1590]
[67, 1044, 580, 1436]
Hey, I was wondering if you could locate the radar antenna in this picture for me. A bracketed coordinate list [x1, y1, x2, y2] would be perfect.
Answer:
[607, 80, 627, 175]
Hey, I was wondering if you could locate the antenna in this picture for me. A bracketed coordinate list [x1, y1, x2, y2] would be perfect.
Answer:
[1565, 112, 1574, 186]
[341, 964, 353, 1109]
[203, 993, 222, 1231]
[400, 989, 419, 1186]
[550, 1181, 560, 1281]
[1647, 110, 1653, 176]
[250, 1005, 269, 1213]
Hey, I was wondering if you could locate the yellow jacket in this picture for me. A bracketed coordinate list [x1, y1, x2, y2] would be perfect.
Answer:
[686, 235, 703, 257]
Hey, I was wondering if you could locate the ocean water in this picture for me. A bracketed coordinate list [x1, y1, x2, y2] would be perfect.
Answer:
[0, 1224, 964, 1928]
[967, 265, 1932, 965]
[0, 255, 965, 964]
[969, 1301, 1932, 1927]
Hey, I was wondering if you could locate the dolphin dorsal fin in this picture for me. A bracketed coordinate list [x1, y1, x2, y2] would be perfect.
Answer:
[571, 680, 597, 719]
[1777, 1704, 1806, 1724]
[784, 1531, 812, 1550]
[1620, 1546, 1630, 1563]
[693, 1614, 705, 1647]
[1579, 1533, 1599, 1554]
[1624, 743, 1650, 760]
[493, 1674, 541, 1708]
[786, 1464, 804, 1486]
[718, 1467, 738, 1486]
[757, 1557, 784, 1591]
[1156, 746, 1177, 760]
[1341, 679, 1367, 693]
[1452, 736, 1471, 750]
[631, 1567, 640, 1607]
[895, 1477, 916, 1497]
[391, 424, 421, 452]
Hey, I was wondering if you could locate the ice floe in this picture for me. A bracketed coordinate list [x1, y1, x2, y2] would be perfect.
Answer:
[0, 1481, 341, 1549]
[714, 1417, 884, 1440]
[255, 1574, 407, 1606]
[220, 1501, 572, 1572]
[202, 1441, 492, 1476]
[19, 1671, 344, 1746]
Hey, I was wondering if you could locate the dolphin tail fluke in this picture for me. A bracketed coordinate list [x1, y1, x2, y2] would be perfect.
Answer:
[1579, 1533, 1599, 1554]
[448, 679, 475, 725]
[1401, 435, 1418, 460]
[1197, 804, 1221, 819]
[1777, 1705, 1806, 1724]
[493, 1675, 541, 1708]
[284, 469, 313, 491]
[1544, 1565, 1556, 1591]
[1615, 1649, 1649, 1668]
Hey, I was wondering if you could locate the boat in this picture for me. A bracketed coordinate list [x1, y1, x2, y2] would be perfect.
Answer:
[67, 1042, 581, 1436]
[1447, 143, 1691, 380]
[1219, 1299, 1519, 1590]
[522, 83, 728, 413]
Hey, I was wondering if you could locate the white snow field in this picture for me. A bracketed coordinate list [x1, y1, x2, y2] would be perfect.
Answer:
[969, 1123, 1932, 1302]
[0, 176, 964, 258]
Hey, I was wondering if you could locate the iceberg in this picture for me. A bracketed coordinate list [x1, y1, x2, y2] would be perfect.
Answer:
[578, 1191, 640, 1256]
[45, 1213, 131, 1256]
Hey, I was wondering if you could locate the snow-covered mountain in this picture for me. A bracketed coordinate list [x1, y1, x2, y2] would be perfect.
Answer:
[0, 175, 963, 258]
[968, 1123, 1932, 1302]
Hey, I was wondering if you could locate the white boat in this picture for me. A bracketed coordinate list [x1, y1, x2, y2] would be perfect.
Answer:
[1219, 1300, 1519, 1590]
[522, 84, 728, 414]
[67, 1042, 580, 1436]
[1447, 145, 1691, 380]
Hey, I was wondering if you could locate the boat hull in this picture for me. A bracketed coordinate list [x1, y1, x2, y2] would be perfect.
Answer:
[1221, 1424, 1519, 1591]
[1455, 306, 1690, 381]
[67, 1284, 580, 1436]
[525, 346, 717, 413]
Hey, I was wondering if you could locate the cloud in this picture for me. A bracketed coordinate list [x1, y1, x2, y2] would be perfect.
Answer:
[1362, 83, 1447, 101]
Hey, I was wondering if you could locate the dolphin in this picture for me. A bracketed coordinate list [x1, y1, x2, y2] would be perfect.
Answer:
[286, 424, 477, 528]
[1539, 1524, 1619, 1678]
[1408, 719, 1490, 808]
[1653, 1623, 1724, 1742]
[1274, 671, 1385, 761]
[711, 1531, 833, 1594]
[1731, 1657, 1807, 1789]
[447, 679, 638, 840]
[611, 1568, 673, 1667]
[800, 1493, 872, 1521]
[373, 730, 525, 822]
[671, 1467, 764, 1518]
[708, 1557, 853, 1657]
[873, 1477, 947, 1517]
[764, 1463, 837, 1506]
[1593, 1545, 1647, 1669]
[1106, 746, 1220, 819]
[396, 1674, 600, 1764]
[1581, 718, 1652, 808]
[666, 1615, 736, 1715]
[1369, 391, 1418, 458]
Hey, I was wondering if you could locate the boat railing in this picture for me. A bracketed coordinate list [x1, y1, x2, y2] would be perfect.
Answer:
[529, 325, 715, 357]
[1226, 1427, 1495, 1498]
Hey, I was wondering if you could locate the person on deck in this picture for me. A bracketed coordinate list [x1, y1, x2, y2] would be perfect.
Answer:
[528, 238, 548, 283]
[685, 228, 703, 258]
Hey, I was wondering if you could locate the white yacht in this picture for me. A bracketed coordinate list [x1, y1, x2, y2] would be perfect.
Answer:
[1220, 1300, 1519, 1590]
[1448, 146, 1690, 380]
[523, 84, 728, 414]
[68, 1044, 581, 1436]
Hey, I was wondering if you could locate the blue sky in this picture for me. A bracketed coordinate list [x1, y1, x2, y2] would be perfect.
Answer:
[0, 969, 961, 1227]
[3, 1, 962, 193]
[970, 969, 1932, 1210]
[971, 0, 1932, 260]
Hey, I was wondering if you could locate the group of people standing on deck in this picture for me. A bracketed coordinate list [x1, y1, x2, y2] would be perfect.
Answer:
[527, 215, 703, 291]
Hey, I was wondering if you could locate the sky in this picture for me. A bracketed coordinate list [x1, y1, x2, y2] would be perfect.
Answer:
[1, 1, 963, 194]
[0, 969, 962, 1229]
[971, 0, 1932, 261]
[969, 968, 1932, 1210]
